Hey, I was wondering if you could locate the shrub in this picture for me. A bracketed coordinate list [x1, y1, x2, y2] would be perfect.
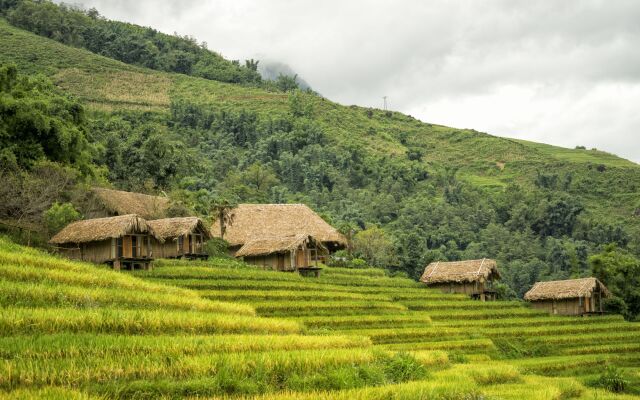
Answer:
[596, 366, 628, 393]
[382, 352, 427, 382]
[204, 238, 231, 258]
[350, 258, 368, 269]
[43, 202, 81, 235]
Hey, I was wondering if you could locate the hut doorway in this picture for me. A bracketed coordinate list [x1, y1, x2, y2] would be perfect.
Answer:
[277, 254, 285, 270]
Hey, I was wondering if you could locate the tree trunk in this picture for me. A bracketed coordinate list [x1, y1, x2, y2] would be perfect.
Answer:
[219, 209, 225, 239]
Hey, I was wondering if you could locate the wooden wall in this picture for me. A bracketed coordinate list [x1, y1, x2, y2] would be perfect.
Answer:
[58, 235, 153, 265]
[242, 245, 326, 271]
[245, 252, 293, 271]
[151, 239, 179, 259]
[60, 239, 112, 264]
[530, 294, 602, 315]
[429, 281, 486, 296]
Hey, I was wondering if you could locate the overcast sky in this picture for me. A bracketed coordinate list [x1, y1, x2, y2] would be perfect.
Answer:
[70, 0, 640, 162]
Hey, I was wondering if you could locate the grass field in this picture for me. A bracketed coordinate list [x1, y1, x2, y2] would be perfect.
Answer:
[1, 238, 640, 398]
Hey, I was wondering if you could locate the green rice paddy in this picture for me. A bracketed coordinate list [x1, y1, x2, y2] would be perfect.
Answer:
[1, 237, 639, 399]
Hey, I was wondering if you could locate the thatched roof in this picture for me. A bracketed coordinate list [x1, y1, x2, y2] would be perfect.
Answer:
[236, 234, 325, 257]
[50, 214, 155, 245]
[91, 188, 170, 219]
[212, 204, 347, 247]
[147, 217, 211, 241]
[420, 259, 500, 284]
[524, 278, 611, 301]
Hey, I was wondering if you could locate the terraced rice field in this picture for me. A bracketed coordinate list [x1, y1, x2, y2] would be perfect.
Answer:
[135, 258, 640, 399]
[1, 237, 639, 399]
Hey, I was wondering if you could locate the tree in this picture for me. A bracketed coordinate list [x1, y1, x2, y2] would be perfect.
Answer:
[0, 64, 92, 173]
[337, 220, 359, 258]
[590, 245, 640, 321]
[241, 163, 280, 196]
[44, 202, 81, 235]
[210, 199, 237, 240]
[0, 161, 79, 245]
[276, 74, 299, 92]
[353, 227, 397, 268]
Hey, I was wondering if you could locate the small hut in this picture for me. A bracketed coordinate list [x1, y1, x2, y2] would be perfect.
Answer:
[235, 234, 327, 276]
[524, 277, 611, 315]
[148, 217, 211, 260]
[420, 259, 501, 301]
[211, 204, 347, 259]
[49, 214, 155, 270]
[85, 188, 170, 219]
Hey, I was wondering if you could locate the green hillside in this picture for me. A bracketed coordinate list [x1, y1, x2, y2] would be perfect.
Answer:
[1, 2, 640, 315]
[1, 239, 638, 399]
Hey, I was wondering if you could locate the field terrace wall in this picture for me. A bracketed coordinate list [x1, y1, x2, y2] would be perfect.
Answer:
[148, 217, 211, 260]
[212, 204, 347, 258]
[524, 277, 611, 316]
[420, 259, 500, 301]
[84, 188, 171, 219]
[49, 214, 156, 270]
[236, 234, 327, 275]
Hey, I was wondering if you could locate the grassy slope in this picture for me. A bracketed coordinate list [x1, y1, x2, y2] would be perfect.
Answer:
[1, 17, 639, 233]
[2, 239, 639, 399]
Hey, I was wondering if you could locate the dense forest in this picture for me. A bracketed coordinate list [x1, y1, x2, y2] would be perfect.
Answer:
[1, 0, 639, 321]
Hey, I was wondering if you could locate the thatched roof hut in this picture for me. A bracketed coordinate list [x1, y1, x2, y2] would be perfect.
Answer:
[147, 217, 211, 259]
[49, 214, 156, 269]
[524, 278, 611, 301]
[212, 204, 347, 251]
[147, 217, 210, 242]
[50, 214, 156, 245]
[236, 234, 327, 272]
[236, 234, 325, 258]
[420, 259, 500, 284]
[524, 277, 611, 315]
[88, 188, 170, 219]
[420, 259, 500, 301]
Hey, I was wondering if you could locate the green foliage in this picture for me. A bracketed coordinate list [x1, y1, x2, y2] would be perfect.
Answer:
[353, 227, 397, 268]
[595, 366, 628, 393]
[43, 202, 80, 234]
[2, 0, 262, 85]
[0, 64, 92, 173]
[590, 245, 640, 320]
[204, 238, 230, 258]
[381, 352, 428, 382]
[276, 73, 300, 92]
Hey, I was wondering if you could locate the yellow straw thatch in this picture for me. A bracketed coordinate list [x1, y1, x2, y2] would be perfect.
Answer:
[524, 277, 611, 301]
[236, 234, 325, 257]
[420, 259, 500, 284]
[91, 188, 170, 219]
[147, 217, 211, 241]
[49, 214, 156, 245]
[211, 204, 347, 247]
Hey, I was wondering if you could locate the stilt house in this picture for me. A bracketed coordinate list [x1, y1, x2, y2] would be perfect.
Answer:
[524, 277, 611, 315]
[148, 217, 210, 260]
[49, 214, 156, 270]
[211, 204, 347, 259]
[235, 234, 327, 276]
[420, 259, 501, 301]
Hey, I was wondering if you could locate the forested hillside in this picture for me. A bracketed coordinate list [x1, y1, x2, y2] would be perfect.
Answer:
[1, 1, 640, 319]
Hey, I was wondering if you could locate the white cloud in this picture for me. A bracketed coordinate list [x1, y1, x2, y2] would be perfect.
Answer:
[68, 0, 640, 162]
